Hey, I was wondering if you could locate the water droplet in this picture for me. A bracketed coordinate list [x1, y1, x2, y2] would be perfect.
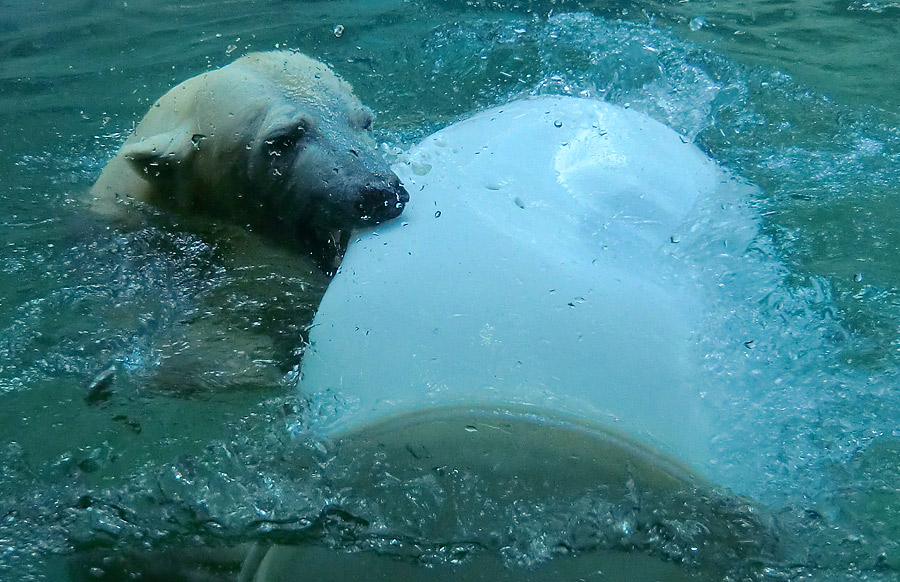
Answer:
[689, 16, 707, 31]
[670, 234, 680, 243]
[464, 425, 477, 432]
[554, 120, 563, 128]
[434, 210, 442, 218]
[854, 273, 864, 282]
[411, 161, 432, 176]
[333, 24, 345, 38]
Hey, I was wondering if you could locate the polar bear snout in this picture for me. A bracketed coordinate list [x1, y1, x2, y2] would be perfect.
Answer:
[355, 181, 409, 223]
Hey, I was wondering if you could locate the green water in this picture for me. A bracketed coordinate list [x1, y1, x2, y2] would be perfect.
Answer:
[1, 0, 900, 580]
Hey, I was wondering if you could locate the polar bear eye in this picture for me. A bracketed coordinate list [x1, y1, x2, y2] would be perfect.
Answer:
[267, 134, 296, 153]
[265, 121, 308, 156]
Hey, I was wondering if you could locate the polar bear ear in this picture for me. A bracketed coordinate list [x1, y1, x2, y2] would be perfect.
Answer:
[121, 127, 199, 184]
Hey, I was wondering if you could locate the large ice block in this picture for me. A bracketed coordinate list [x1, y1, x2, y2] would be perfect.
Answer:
[299, 96, 727, 470]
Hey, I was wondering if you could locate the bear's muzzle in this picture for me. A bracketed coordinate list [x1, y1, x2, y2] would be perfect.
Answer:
[356, 182, 409, 224]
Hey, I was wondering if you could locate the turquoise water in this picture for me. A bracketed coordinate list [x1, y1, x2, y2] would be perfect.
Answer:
[1, 0, 900, 580]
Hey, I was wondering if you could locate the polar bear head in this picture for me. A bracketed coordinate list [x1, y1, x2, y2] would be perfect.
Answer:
[96, 51, 408, 262]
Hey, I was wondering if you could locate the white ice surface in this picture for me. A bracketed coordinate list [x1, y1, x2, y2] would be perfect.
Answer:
[299, 96, 733, 472]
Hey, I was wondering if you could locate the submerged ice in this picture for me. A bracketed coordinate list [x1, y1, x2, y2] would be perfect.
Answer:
[299, 96, 760, 489]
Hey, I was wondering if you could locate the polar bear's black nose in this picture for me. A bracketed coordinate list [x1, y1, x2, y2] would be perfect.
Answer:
[357, 183, 409, 223]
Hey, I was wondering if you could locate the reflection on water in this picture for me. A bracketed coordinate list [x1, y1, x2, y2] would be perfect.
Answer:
[1, 0, 899, 580]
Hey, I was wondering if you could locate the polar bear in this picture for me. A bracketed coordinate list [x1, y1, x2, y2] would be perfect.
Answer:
[91, 51, 409, 265]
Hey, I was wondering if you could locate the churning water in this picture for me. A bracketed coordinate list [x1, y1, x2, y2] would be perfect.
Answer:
[1, 0, 899, 580]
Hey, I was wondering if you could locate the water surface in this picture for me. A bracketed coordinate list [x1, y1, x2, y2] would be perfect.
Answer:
[1, 0, 900, 580]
